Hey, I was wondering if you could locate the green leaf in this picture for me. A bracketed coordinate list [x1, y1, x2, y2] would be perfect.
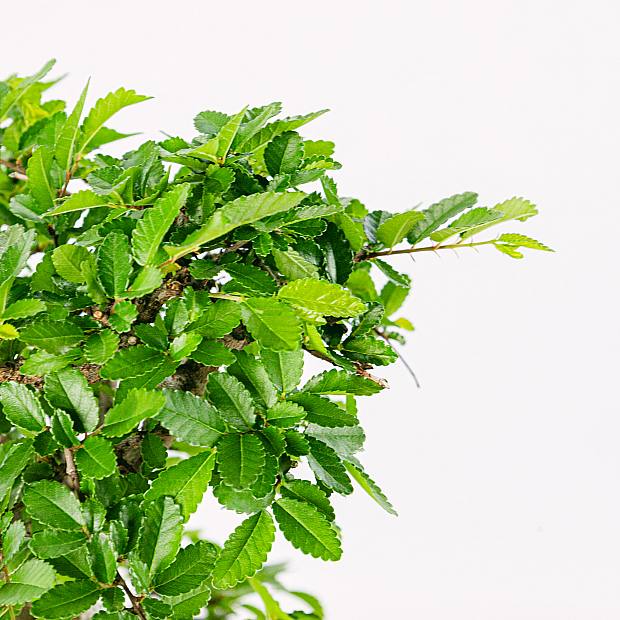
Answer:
[51, 245, 90, 283]
[289, 393, 356, 427]
[265, 131, 303, 176]
[265, 401, 306, 428]
[341, 335, 398, 366]
[207, 372, 256, 431]
[228, 351, 278, 409]
[376, 210, 425, 247]
[3, 521, 26, 563]
[223, 263, 276, 296]
[1, 298, 45, 320]
[306, 437, 352, 495]
[44, 369, 99, 433]
[429, 206, 504, 243]
[241, 298, 302, 352]
[278, 278, 365, 319]
[153, 541, 217, 596]
[55, 80, 89, 171]
[132, 184, 190, 266]
[166, 191, 306, 261]
[0, 440, 34, 502]
[125, 265, 163, 298]
[0, 59, 56, 122]
[23, 480, 85, 531]
[169, 331, 202, 362]
[380, 281, 408, 316]
[272, 247, 319, 280]
[211, 511, 275, 589]
[89, 533, 117, 584]
[31, 579, 101, 619]
[306, 424, 365, 458]
[102, 388, 165, 437]
[139, 496, 184, 576]
[407, 192, 478, 244]
[0, 382, 45, 433]
[27, 147, 56, 212]
[0, 558, 55, 606]
[51, 410, 78, 448]
[460, 196, 538, 239]
[100, 345, 165, 380]
[108, 300, 137, 333]
[344, 458, 397, 516]
[79, 87, 150, 154]
[217, 433, 265, 489]
[20, 320, 84, 353]
[302, 369, 384, 396]
[280, 479, 335, 521]
[84, 330, 119, 365]
[194, 110, 229, 135]
[495, 233, 553, 254]
[47, 189, 117, 216]
[190, 339, 236, 366]
[190, 300, 241, 339]
[30, 530, 87, 559]
[97, 231, 132, 298]
[75, 436, 116, 479]
[261, 348, 304, 394]
[156, 389, 224, 447]
[272, 498, 341, 560]
[144, 450, 216, 520]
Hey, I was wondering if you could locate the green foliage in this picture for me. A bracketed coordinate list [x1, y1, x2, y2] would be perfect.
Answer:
[0, 62, 547, 619]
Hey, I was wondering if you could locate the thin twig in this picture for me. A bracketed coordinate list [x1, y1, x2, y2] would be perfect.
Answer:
[375, 329, 421, 388]
[117, 573, 147, 620]
[360, 239, 496, 260]
[0, 158, 26, 174]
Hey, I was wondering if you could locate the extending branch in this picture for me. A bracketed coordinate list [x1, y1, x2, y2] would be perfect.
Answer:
[117, 573, 147, 620]
[360, 240, 495, 260]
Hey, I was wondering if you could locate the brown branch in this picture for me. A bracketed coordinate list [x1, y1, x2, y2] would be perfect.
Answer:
[117, 573, 147, 620]
[0, 158, 26, 175]
[63, 448, 80, 493]
[359, 239, 496, 260]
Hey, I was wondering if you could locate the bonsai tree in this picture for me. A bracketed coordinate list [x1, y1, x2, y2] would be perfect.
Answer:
[0, 60, 551, 619]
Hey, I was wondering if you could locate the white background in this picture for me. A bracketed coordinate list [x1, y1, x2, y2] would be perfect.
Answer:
[6, 1, 620, 617]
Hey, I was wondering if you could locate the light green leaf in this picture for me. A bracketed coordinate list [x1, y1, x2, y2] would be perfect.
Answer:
[1, 299, 45, 320]
[44, 368, 99, 433]
[55, 80, 89, 171]
[345, 458, 397, 516]
[84, 330, 119, 365]
[306, 424, 365, 458]
[217, 433, 265, 490]
[75, 436, 116, 479]
[153, 541, 217, 596]
[100, 345, 165, 380]
[261, 348, 304, 394]
[169, 331, 202, 362]
[23, 480, 85, 531]
[31, 579, 101, 619]
[429, 206, 504, 243]
[302, 369, 384, 396]
[20, 320, 84, 354]
[265, 401, 306, 428]
[241, 298, 302, 352]
[166, 191, 306, 262]
[272, 498, 341, 560]
[51, 245, 90, 283]
[144, 450, 216, 520]
[139, 496, 184, 576]
[108, 300, 137, 333]
[190, 300, 241, 339]
[207, 373, 256, 431]
[79, 87, 150, 154]
[190, 339, 236, 366]
[3, 521, 26, 563]
[0, 558, 55, 606]
[47, 190, 117, 216]
[125, 265, 163, 298]
[0, 382, 45, 433]
[495, 233, 553, 252]
[156, 389, 224, 447]
[0, 59, 56, 122]
[0, 440, 34, 502]
[132, 184, 190, 266]
[102, 388, 165, 437]
[27, 147, 56, 212]
[89, 532, 116, 585]
[278, 278, 365, 318]
[211, 511, 275, 589]
[272, 247, 319, 280]
[460, 196, 538, 239]
[341, 335, 398, 366]
[97, 231, 131, 298]
[51, 410, 78, 448]
[376, 210, 425, 247]
[30, 530, 87, 559]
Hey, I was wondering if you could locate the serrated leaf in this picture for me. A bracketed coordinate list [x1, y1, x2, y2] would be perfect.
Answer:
[190, 339, 236, 366]
[0, 59, 56, 122]
[289, 393, 356, 427]
[429, 206, 504, 243]
[273, 498, 341, 560]
[496, 233, 552, 252]
[84, 330, 119, 364]
[272, 247, 319, 281]
[460, 196, 538, 239]
[169, 331, 202, 362]
[265, 401, 306, 428]
[44, 368, 99, 433]
[125, 265, 163, 298]
[97, 231, 131, 298]
[376, 210, 425, 247]
[166, 191, 306, 261]
[23, 480, 85, 531]
[280, 479, 335, 521]
[139, 496, 184, 576]
[89, 532, 117, 584]
[55, 80, 89, 171]
[132, 184, 190, 266]
[156, 389, 224, 447]
[30, 530, 87, 559]
[340, 335, 398, 366]
[0, 440, 34, 501]
[1, 298, 45, 320]
[217, 433, 265, 490]
[102, 388, 165, 437]
[241, 298, 302, 352]
[306, 424, 365, 457]
[265, 131, 303, 176]
[207, 372, 256, 431]
[47, 189, 117, 216]
[100, 345, 165, 380]
[306, 437, 352, 495]
[20, 320, 84, 353]
[228, 350, 278, 409]
[31, 579, 101, 619]
[144, 450, 216, 520]
[302, 369, 384, 396]
[154, 541, 217, 596]
[0, 558, 55, 606]
[75, 436, 116, 479]
[3, 521, 26, 563]
[190, 300, 241, 339]
[0, 382, 45, 433]
[108, 300, 137, 333]
[261, 348, 304, 394]
[278, 278, 365, 318]
[344, 458, 397, 516]
[211, 511, 275, 589]
[27, 146, 55, 212]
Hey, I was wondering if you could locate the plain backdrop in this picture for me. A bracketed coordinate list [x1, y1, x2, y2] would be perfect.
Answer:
[5, 1, 620, 618]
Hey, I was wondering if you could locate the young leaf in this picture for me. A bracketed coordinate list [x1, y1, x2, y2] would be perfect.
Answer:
[207, 372, 256, 431]
[97, 231, 132, 298]
[31, 579, 101, 619]
[144, 450, 216, 520]
[27, 147, 55, 212]
[460, 196, 538, 239]
[272, 247, 319, 281]
[139, 496, 184, 576]
[0, 558, 56, 606]
[132, 183, 190, 266]
[23, 480, 85, 531]
[0, 382, 45, 433]
[273, 498, 342, 560]
[55, 80, 89, 171]
[75, 436, 116, 479]
[52, 244, 90, 283]
[264, 131, 303, 176]
[376, 210, 425, 247]
[278, 278, 365, 318]
[345, 458, 398, 516]
[241, 298, 302, 351]
[217, 433, 265, 490]
[211, 511, 275, 589]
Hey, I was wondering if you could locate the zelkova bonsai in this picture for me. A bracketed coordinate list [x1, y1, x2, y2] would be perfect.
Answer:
[0, 60, 551, 619]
